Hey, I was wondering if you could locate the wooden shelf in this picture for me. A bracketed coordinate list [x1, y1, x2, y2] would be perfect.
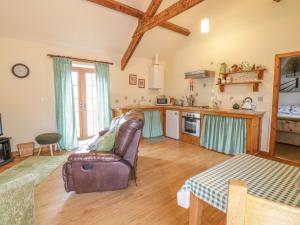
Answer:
[217, 81, 262, 92]
[220, 69, 266, 80]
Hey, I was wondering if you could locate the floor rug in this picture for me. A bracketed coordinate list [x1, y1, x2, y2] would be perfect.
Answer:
[0, 155, 68, 185]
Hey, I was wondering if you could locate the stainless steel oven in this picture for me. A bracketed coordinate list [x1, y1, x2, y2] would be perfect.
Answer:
[182, 112, 200, 137]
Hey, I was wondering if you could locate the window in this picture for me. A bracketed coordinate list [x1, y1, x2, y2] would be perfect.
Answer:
[72, 67, 97, 139]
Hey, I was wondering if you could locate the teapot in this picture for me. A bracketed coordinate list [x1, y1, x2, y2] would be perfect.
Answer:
[241, 97, 255, 110]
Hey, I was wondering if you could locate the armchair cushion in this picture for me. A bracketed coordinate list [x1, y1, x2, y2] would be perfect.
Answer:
[109, 115, 123, 132]
[88, 131, 118, 152]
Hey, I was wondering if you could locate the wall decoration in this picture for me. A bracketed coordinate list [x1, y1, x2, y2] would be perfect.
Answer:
[138, 79, 145, 88]
[12, 63, 30, 78]
[280, 56, 300, 92]
[129, 74, 137, 85]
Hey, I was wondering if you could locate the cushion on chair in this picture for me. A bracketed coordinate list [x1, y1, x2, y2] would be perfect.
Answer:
[35, 133, 62, 145]
[88, 131, 118, 152]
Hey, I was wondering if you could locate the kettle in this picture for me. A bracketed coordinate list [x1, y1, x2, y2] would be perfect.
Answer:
[241, 97, 255, 110]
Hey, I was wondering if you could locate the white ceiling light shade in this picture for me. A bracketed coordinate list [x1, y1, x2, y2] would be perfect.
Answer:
[200, 18, 210, 34]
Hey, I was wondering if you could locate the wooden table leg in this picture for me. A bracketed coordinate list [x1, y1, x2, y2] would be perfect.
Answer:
[189, 193, 204, 225]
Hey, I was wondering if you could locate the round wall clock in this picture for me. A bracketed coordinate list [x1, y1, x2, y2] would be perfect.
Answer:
[12, 63, 30, 78]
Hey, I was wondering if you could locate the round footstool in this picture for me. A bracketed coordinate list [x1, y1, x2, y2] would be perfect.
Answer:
[35, 133, 62, 156]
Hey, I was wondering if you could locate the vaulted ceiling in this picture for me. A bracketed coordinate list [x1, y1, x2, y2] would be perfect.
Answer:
[0, 0, 205, 59]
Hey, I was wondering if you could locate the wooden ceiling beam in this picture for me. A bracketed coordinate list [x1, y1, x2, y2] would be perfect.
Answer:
[160, 22, 190, 36]
[145, 0, 163, 18]
[136, 0, 204, 36]
[88, 0, 190, 36]
[121, 24, 144, 71]
[121, 0, 163, 70]
[88, 0, 144, 18]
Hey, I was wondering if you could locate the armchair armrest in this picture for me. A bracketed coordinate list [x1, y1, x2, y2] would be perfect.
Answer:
[99, 128, 109, 137]
[68, 152, 121, 162]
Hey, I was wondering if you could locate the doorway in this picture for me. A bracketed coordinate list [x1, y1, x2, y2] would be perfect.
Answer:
[270, 51, 300, 164]
[72, 67, 97, 140]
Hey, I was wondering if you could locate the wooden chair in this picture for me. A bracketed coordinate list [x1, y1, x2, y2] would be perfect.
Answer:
[226, 180, 300, 225]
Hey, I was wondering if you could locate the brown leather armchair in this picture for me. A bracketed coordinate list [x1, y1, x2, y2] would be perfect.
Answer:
[62, 110, 144, 193]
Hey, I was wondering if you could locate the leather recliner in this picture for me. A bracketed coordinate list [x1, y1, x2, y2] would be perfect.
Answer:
[62, 110, 144, 193]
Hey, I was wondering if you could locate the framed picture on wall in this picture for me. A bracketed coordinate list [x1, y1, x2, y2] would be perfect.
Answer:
[138, 79, 145, 88]
[129, 74, 137, 85]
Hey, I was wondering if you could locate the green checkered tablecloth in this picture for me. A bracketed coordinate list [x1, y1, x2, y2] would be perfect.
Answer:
[178, 154, 300, 212]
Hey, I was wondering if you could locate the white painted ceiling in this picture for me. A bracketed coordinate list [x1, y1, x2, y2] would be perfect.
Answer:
[0, 0, 205, 59]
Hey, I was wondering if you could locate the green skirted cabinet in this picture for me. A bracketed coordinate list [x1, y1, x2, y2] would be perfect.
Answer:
[143, 110, 163, 138]
[200, 115, 246, 154]
[111, 108, 165, 138]
[200, 113, 262, 155]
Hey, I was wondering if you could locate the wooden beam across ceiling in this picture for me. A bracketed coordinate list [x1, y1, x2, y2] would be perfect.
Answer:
[135, 0, 204, 36]
[88, 0, 203, 70]
[88, 0, 190, 36]
[121, 0, 163, 70]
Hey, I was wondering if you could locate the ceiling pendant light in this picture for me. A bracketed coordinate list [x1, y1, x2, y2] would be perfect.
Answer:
[201, 18, 210, 34]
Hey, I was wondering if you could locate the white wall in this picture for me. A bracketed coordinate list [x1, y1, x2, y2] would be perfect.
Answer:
[164, 0, 300, 151]
[0, 37, 162, 150]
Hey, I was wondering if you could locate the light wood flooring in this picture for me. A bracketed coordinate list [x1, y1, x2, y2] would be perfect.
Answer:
[275, 143, 300, 162]
[5, 138, 231, 225]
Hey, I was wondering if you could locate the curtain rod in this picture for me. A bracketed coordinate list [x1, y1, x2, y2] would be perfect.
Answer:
[47, 54, 114, 65]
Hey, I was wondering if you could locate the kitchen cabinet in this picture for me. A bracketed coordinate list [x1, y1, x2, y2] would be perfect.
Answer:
[112, 106, 264, 155]
[112, 107, 165, 137]
[143, 110, 163, 138]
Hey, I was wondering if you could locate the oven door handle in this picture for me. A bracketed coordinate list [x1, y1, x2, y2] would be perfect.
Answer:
[182, 116, 200, 120]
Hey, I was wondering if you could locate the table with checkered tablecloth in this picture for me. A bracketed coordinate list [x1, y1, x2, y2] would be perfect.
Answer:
[177, 154, 300, 213]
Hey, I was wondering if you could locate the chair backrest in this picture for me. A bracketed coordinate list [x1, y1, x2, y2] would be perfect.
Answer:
[226, 179, 300, 225]
[114, 110, 144, 167]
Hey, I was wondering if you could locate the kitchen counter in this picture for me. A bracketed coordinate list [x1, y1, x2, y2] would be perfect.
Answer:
[111, 105, 265, 119]
[112, 105, 264, 155]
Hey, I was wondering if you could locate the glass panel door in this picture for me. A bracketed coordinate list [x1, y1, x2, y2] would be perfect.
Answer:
[85, 73, 97, 137]
[72, 67, 97, 140]
[72, 71, 81, 138]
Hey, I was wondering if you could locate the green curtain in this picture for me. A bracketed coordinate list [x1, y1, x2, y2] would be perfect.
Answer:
[53, 58, 78, 149]
[200, 115, 246, 154]
[143, 110, 163, 138]
[95, 63, 112, 131]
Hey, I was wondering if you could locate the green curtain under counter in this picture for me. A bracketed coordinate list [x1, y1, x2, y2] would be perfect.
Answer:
[200, 115, 246, 154]
[143, 110, 163, 138]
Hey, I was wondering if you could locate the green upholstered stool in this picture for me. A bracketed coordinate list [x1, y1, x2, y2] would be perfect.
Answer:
[35, 133, 62, 156]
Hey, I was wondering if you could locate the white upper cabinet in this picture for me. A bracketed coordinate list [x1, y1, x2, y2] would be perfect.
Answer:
[149, 65, 164, 89]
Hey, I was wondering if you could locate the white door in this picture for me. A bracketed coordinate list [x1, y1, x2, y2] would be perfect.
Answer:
[166, 110, 180, 140]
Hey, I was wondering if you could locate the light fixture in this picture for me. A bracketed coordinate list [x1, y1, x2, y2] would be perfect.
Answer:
[201, 18, 210, 34]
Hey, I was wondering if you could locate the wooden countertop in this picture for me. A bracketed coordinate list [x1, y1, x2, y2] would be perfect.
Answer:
[112, 105, 265, 119]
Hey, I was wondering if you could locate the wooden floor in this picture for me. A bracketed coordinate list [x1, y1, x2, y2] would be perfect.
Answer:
[5, 139, 231, 225]
[275, 143, 300, 162]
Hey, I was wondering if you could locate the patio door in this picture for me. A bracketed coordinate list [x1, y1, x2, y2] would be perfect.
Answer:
[72, 67, 97, 140]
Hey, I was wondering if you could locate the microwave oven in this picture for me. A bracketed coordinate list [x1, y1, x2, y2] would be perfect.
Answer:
[156, 96, 171, 106]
